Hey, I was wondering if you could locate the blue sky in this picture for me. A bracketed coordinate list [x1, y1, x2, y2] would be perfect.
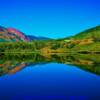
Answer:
[0, 0, 100, 38]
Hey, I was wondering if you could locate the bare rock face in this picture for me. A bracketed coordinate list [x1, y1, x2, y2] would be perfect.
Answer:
[0, 26, 29, 42]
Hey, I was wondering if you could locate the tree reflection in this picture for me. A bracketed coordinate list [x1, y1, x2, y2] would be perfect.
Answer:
[0, 53, 100, 76]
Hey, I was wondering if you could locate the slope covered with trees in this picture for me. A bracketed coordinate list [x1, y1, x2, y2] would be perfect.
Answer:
[0, 25, 100, 53]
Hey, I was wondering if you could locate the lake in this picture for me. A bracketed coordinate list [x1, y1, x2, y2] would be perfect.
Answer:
[0, 53, 100, 100]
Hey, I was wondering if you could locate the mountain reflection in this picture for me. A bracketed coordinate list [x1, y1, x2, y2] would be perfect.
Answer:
[0, 53, 100, 76]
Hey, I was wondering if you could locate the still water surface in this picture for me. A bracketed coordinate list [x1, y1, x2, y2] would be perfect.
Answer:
[0, 54, 100, 100]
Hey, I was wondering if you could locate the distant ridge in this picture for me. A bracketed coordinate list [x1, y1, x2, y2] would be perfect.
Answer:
[0, 26, 50, 42]
[27, 35, 51, 41]
[0, 25, 99, 42]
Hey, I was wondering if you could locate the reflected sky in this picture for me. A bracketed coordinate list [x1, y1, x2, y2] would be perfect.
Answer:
[0, 63, 100, 100]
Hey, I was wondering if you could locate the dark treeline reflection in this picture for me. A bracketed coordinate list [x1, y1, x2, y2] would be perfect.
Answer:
[0, 53, 100, 76]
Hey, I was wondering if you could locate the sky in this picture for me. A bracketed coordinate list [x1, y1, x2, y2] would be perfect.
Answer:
[0, 0, 100, 38]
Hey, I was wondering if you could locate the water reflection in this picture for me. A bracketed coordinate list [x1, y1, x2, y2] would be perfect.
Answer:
[0, 53, 100, 76]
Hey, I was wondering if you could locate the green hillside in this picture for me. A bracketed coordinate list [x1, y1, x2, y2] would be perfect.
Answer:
[57, 25, 100, 52]
[69, 25, 100, 40]
[0, 25, 100, 53]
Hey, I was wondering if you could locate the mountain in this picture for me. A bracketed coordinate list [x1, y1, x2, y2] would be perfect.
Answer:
[69, 25, 100, 40]
[0, 25, 50, 42]
[27, 35, 50, 41]
[0, 26, 29, 42]
[61, 25, 100, 52]
[7, 28, 29, 41]
[57, 25, 100, 41]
